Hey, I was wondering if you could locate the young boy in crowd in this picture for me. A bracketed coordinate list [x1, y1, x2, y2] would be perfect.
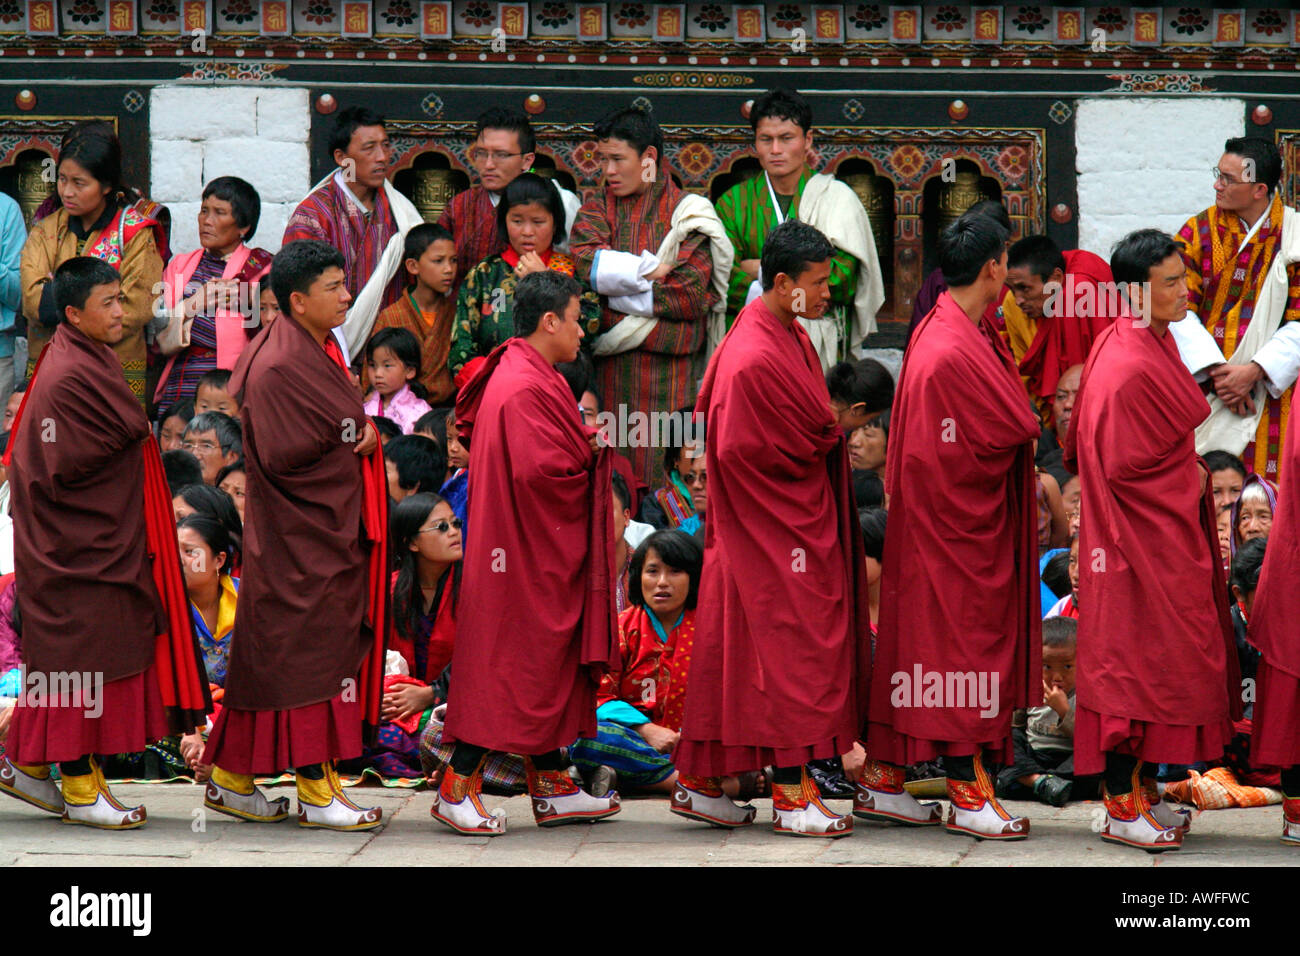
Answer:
[384, 433, 446, 503]
[183, 411, 242, 485]
[195, 368, 239, 418]
[996, 617, 1094, 806]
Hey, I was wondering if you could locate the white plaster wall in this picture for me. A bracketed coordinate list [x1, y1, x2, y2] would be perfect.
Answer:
[1075, 97, 1244, 259]
[149, 85, 311, 255]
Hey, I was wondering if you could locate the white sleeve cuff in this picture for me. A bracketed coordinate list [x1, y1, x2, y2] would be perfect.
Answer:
[610, 285, 654, 316]
[1168, 310, 1225, 376]
[744, 277, 763, 307]
[1251, 321, 1300, 397]
[592, 249, 658, 296]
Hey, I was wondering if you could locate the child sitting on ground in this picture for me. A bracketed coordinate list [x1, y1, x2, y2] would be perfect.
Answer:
[996, 617, 1096, 806]
[364, 327, 432, 435]
[1045, 534, 1080, 619]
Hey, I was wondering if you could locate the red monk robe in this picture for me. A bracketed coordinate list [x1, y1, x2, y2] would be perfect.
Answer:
[1015, 249, 1116, 421]
[867, 291, 1041, 764]
[1249, 404, 1300, 771]
[1063, 313, 1240, 776]
[6, 322, 209, 765]
[675, 296, 868, 775]
[203, 313, 388, 773]
[442, 338, 618, 754]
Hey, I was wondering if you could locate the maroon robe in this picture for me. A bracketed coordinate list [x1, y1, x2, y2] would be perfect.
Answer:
[443, 338, 618, 754]
[675, 297, 868, 775]
[203, 314, 376, 773]
[867, 291, 1041, 764]
[1017, 249, 1117, 414]
[1064, 314, 1239, 775]
[8, 323, 176, 762]
[1248, 395, 1300, 768]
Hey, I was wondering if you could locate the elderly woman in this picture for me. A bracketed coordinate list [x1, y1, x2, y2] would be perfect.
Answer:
[155, 177, 274, 408]
[1231, 473, 1278, 555]
[20, 128, 165, 406]
[448, 172, 598, 377]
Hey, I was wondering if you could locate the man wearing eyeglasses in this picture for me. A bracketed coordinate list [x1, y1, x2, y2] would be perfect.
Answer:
[181, 410, 240, 486]
[1171, 136, 1300, 481]
[437, 107, 581, 294]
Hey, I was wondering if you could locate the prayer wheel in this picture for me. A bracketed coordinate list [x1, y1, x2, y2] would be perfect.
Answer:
[412, 168, 456, 223]
[844, 172, 892, 268]
[936, 169, 989, 234]
[16, 152, 54, 228]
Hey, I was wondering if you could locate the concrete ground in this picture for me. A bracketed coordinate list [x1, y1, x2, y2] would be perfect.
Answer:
[0, 784, 1294, 866]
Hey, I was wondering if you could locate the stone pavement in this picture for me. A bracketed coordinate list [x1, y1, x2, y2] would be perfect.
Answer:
[0, 784, 1295, 866]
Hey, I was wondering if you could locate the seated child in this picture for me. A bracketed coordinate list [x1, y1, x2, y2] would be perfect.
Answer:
[194, 368, 238, 418]
[995, 616, 1095, 806]
[569, 530, 703, 796]
[364, 327, 432, 434]
[371, 416, 402, 445]
[256, 281, 281, 328]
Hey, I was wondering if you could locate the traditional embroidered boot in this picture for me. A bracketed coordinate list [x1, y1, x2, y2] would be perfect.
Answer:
[296, 763, 382, 831]
[944, 751, 1028, 840]
[669, 774, 757, 828]
[61, 756, 146, 830]
[429, 756, 507, 835]
[0, 756, 64, 815]
[205, 765, 290, 823]
[853, 758, 943, 825]
[771, 766, 853, 838]
[1141, 775, 1192, 832]
[1100, 768, 1181, 852]
[526, 760, 620, 827]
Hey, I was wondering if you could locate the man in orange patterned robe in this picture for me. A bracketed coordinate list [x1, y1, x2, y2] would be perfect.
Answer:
[1173, 137, 1300, 481]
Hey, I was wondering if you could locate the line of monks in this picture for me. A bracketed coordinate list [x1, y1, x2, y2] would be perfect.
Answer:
[1, 93, 1299, 856]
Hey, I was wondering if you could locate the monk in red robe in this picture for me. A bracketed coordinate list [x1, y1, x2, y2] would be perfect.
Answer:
[202, 240, 389, 832]
[0, 257, 209, 830]
[1247, 397, 1300, 846]
[431, 269, 621, 836]
[1003, 236, 1116, 425]
[672, 220, 867, 838]
[1064, 228, 1240, 852]
[861, 210, 1041, 840]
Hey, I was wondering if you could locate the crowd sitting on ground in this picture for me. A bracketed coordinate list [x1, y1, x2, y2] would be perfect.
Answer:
[1, 85, 1299, 851]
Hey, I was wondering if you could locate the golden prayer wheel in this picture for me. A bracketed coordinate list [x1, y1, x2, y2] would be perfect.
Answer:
[413, 168, 456, 224]
[16, 152, 55, 228]
[844, 172, 892, 268]
[936, 170, 990, 234]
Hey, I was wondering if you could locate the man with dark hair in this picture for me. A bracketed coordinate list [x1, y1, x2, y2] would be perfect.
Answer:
[201, 239, 390, 832]
[862, 209, 1042, 839]
[162, 448, 204, 497]
[432, 269, 621, 836]
[826, 358, 893, 435]
[283, 106, 422, 362]
[438, 107, 581, 292]
[182, 410, 241, 485]
[673, 220, 867, 838]
[714, 88, 883, 370]
[0, 256, 208, 829]
[1002, 234, 1116, 425]
[1172, 135, 1300, 481]
[571, 104, 730, 489]
[1064, 228, 1239, 852]
[907, 199, 1011, 344]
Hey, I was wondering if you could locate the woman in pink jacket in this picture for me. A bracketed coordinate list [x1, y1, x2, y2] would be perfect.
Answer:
[155, 177, 274, 408]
